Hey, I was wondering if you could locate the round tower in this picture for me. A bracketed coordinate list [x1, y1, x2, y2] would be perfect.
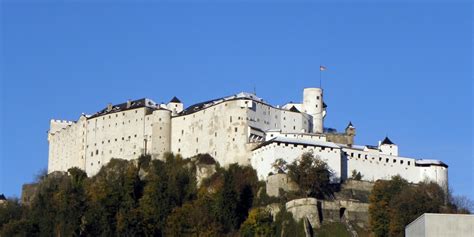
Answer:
[303, 88, 324, 134]
[151, 109, 172, 160]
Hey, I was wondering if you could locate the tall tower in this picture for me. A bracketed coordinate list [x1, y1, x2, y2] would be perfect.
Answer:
[303, 88, 324, 133]
[151, 109, 172, 160]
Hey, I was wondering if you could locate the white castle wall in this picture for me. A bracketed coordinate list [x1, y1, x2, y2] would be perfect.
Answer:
[47, 88, 448, 189]
[251, 140, 342, 181]
[171, 100, 251, 165]
[344, 147, 420, 182]
[48, 117, 86, 173]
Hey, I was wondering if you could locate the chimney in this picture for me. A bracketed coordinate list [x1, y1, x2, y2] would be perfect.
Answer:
[107, 103, 113, 112]
[126, 100, 132, 108]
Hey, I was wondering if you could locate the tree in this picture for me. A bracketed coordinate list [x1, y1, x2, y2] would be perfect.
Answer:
[351, 169, 363, 180]
[240, 208, 276, 237]
[272, 158, 288, 174]
[368, 176, 408, 237]
[214, 171, 240, 232]
[388, 182, 445, 237]
[450, 195, 473, 214]
[287, 152, 333, 199]
[0, 198, 23, 230]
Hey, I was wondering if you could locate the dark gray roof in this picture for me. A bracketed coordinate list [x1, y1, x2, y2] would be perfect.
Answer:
[289, 106, 300, 113]
[0, 194, 5, 200]
[170, 96, 181, 103]
[381, 137, 395, 145]
[88, 98, 160, 119]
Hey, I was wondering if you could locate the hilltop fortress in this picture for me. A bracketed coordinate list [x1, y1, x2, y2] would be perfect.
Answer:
[48, 88, 448, 189]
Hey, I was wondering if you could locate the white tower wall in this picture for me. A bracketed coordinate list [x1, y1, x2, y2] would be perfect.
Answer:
[303, 88, 324, 133]
[151, 109, 172, 160]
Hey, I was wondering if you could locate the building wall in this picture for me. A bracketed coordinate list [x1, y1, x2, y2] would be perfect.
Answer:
[344, 148, 420, 182]
[344, 147, 448, 189]
[171, 100, 251, 166]
[251, 142, 342, 181]
[48, 118, 86, 173]
[405, 214, 474, 237]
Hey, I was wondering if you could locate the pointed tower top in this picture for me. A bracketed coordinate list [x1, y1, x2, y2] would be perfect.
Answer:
[169, 96, 181, 103]
[381, 136, 395, 145]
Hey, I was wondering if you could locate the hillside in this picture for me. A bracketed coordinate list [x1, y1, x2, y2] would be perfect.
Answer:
[0, 152, 468, 237]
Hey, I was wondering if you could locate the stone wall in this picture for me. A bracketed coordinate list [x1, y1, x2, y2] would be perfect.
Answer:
[266, 173, 299, 197]
[285, 197, 370, 230]
[285, 198, 320, 229]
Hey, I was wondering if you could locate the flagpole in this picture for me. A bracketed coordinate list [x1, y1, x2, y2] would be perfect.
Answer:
[319, 68, 322, 88]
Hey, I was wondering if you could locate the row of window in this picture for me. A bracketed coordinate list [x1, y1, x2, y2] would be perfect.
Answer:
[346, 152, 411, 166]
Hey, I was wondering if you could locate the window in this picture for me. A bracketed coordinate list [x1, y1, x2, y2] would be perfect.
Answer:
[230, 116, 232, 123]
[196, 138, 199, 142]
[235, 127, 238, 132]
[408, 161, 411, 165]
[182, 130, 184, 135]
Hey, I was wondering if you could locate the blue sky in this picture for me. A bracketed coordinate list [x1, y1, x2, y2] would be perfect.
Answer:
[1, 1, 472, 200]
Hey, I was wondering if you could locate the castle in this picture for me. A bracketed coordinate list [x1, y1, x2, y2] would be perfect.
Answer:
[48, 88, 448, 189]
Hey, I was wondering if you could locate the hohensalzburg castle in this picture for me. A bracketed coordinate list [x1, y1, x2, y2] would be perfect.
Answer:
[48, 88, 448, 189]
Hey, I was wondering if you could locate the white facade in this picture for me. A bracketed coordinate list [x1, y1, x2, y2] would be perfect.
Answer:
[47, 87, 448, 190]
[405, 214, 474, 237]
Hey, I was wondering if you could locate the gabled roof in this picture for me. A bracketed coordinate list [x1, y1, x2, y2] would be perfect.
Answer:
[169, 96, 181, 103]
[381, 136, 395, 145]
[289, 106, 300, 113]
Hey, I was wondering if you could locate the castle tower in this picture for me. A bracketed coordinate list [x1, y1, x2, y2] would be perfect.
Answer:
[379, 136, 398, 156]
[345, 121, 356, 145]
[151, 109, 172, 160]
[302, 88, 324, 133]
[167, 96, 184, 116]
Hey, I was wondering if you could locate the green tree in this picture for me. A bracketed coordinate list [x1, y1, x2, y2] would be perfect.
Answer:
[388, 182, 446, 237]
[368, 175, 408, 237]
[287, 152, 333, 199]
[240, 208, 276, 237]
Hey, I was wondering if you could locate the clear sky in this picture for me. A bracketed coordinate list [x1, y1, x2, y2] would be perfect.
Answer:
[1, 1, 472, 200]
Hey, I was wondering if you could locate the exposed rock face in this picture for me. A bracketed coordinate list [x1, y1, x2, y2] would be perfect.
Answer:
[266, 173, 299, 197]
[21, 183, 39, 206]
[195, 163, 216, 187]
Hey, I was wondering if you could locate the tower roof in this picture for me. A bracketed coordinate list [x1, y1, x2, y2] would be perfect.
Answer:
[289, 106, 300, 113]
[346, 121, 354, 128]
[169, 96, 181, 103]
[381, 136, 395, 145]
